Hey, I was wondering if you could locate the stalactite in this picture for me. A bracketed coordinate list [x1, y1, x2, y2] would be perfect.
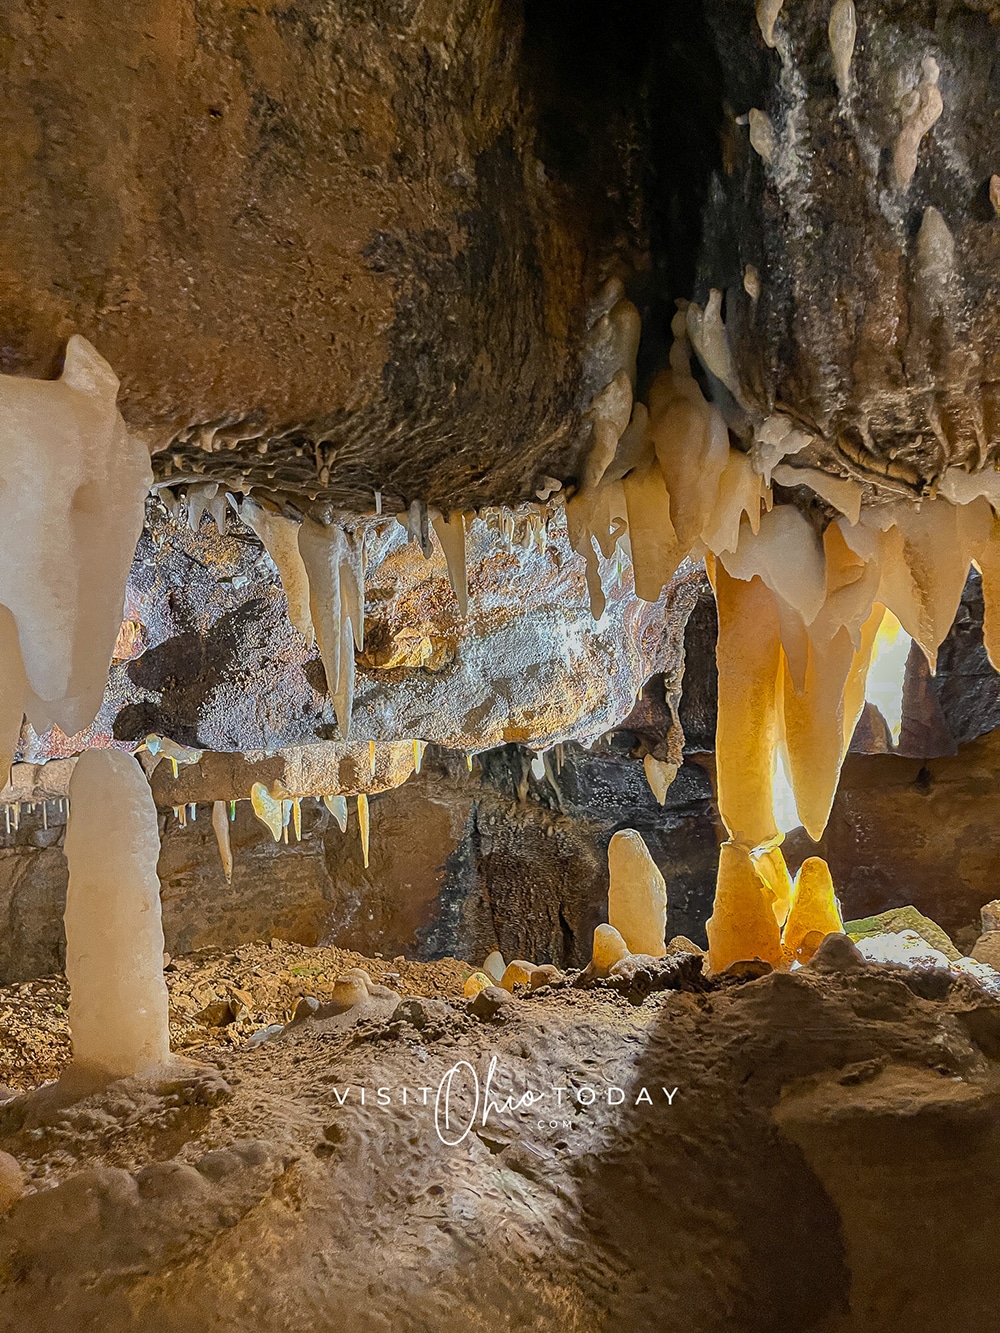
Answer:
[323, 793, 348, 832]
[431, 509, 470, 616]
[357, 792, 370, 868]
[212, 800, 233, 883]
[239, 497, 315, 645]
[712, 561, 781, 849]
[63, 750, 171, 1080]
[828, 0, 857, 99]
[251, 782, 283, 841]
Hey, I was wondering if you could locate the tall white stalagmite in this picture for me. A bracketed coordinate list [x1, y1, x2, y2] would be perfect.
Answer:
[63, 750, 171, 1079]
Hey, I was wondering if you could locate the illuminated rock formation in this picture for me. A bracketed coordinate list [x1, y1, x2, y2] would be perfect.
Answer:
[607, 830, 667, 958]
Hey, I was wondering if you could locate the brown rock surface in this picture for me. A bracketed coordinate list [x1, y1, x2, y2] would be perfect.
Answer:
[0, 956, 996, 1329]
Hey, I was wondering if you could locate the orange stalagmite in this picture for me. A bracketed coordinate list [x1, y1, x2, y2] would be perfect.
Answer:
[781, 856, 844, 964]
[752, 841, 794, 928]
[706, 842, 782, 973]
[712, 562, 782, 848]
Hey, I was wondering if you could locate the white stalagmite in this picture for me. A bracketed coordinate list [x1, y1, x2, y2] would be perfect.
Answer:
[212, 800, 234, 882]
[63, 750, 171, 1079]
[0, 335, 152, 736]
[239, 498, 315, 644]
[607, 829, 667, 957]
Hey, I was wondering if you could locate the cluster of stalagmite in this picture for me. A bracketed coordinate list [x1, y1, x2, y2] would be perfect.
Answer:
[563, 283, 1000, 961]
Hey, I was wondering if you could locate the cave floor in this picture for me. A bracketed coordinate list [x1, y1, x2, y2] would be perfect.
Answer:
[0, 944, 997, 1331]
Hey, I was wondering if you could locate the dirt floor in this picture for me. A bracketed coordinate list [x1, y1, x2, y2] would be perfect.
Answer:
[0, 941, 997, 1332]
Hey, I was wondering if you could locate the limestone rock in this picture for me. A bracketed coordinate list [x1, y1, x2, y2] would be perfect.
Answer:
[844, 907, 960, 962]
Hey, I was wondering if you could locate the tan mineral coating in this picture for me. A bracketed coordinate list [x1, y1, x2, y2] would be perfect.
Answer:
[63, 750, 171, 1079]
[607, 829, 667, 957]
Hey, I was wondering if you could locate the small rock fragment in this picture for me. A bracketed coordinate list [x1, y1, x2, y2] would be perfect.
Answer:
[971, 931, 1000, 971]
[807, 932, 867, 973]
[470, 986, 513, 1020]
[499, 960, 534, 992]
[245, 1024, 285, 1047]
[329, 974, 369, 1010]
[666, 935, 705, 957]
[529, 965, 562, 990]
[289, 996, 320, 1025]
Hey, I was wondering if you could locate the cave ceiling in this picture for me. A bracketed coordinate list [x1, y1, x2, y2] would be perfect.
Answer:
[3, 0, 996, 519]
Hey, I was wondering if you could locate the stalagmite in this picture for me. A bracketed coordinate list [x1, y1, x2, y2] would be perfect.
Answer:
[706, 842, 782, 973]
[591, 924, 630, 977]
[240, 498, 314, 644]
[324, 793, 348, 832]
[828, 0, 857, 99]
[712, 562, 781, 848]
[63, 750, 171, 1080]
[686, 290, 739, 399]
[357, 792, 370, 868]
[752, 842, 794, 928]
[643, 755, 677, 805]
[251, 782, 283, 841]
[0, 335, 152, 736]
[212, 800, 233, 883]
[483, 951, 506, 984]
[499, 961, 534, 991]
[463, 972, 494, 999]
[782, 857, 844, 964]
[431, 510, 470, 616]
[607, 829, 667, 956]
